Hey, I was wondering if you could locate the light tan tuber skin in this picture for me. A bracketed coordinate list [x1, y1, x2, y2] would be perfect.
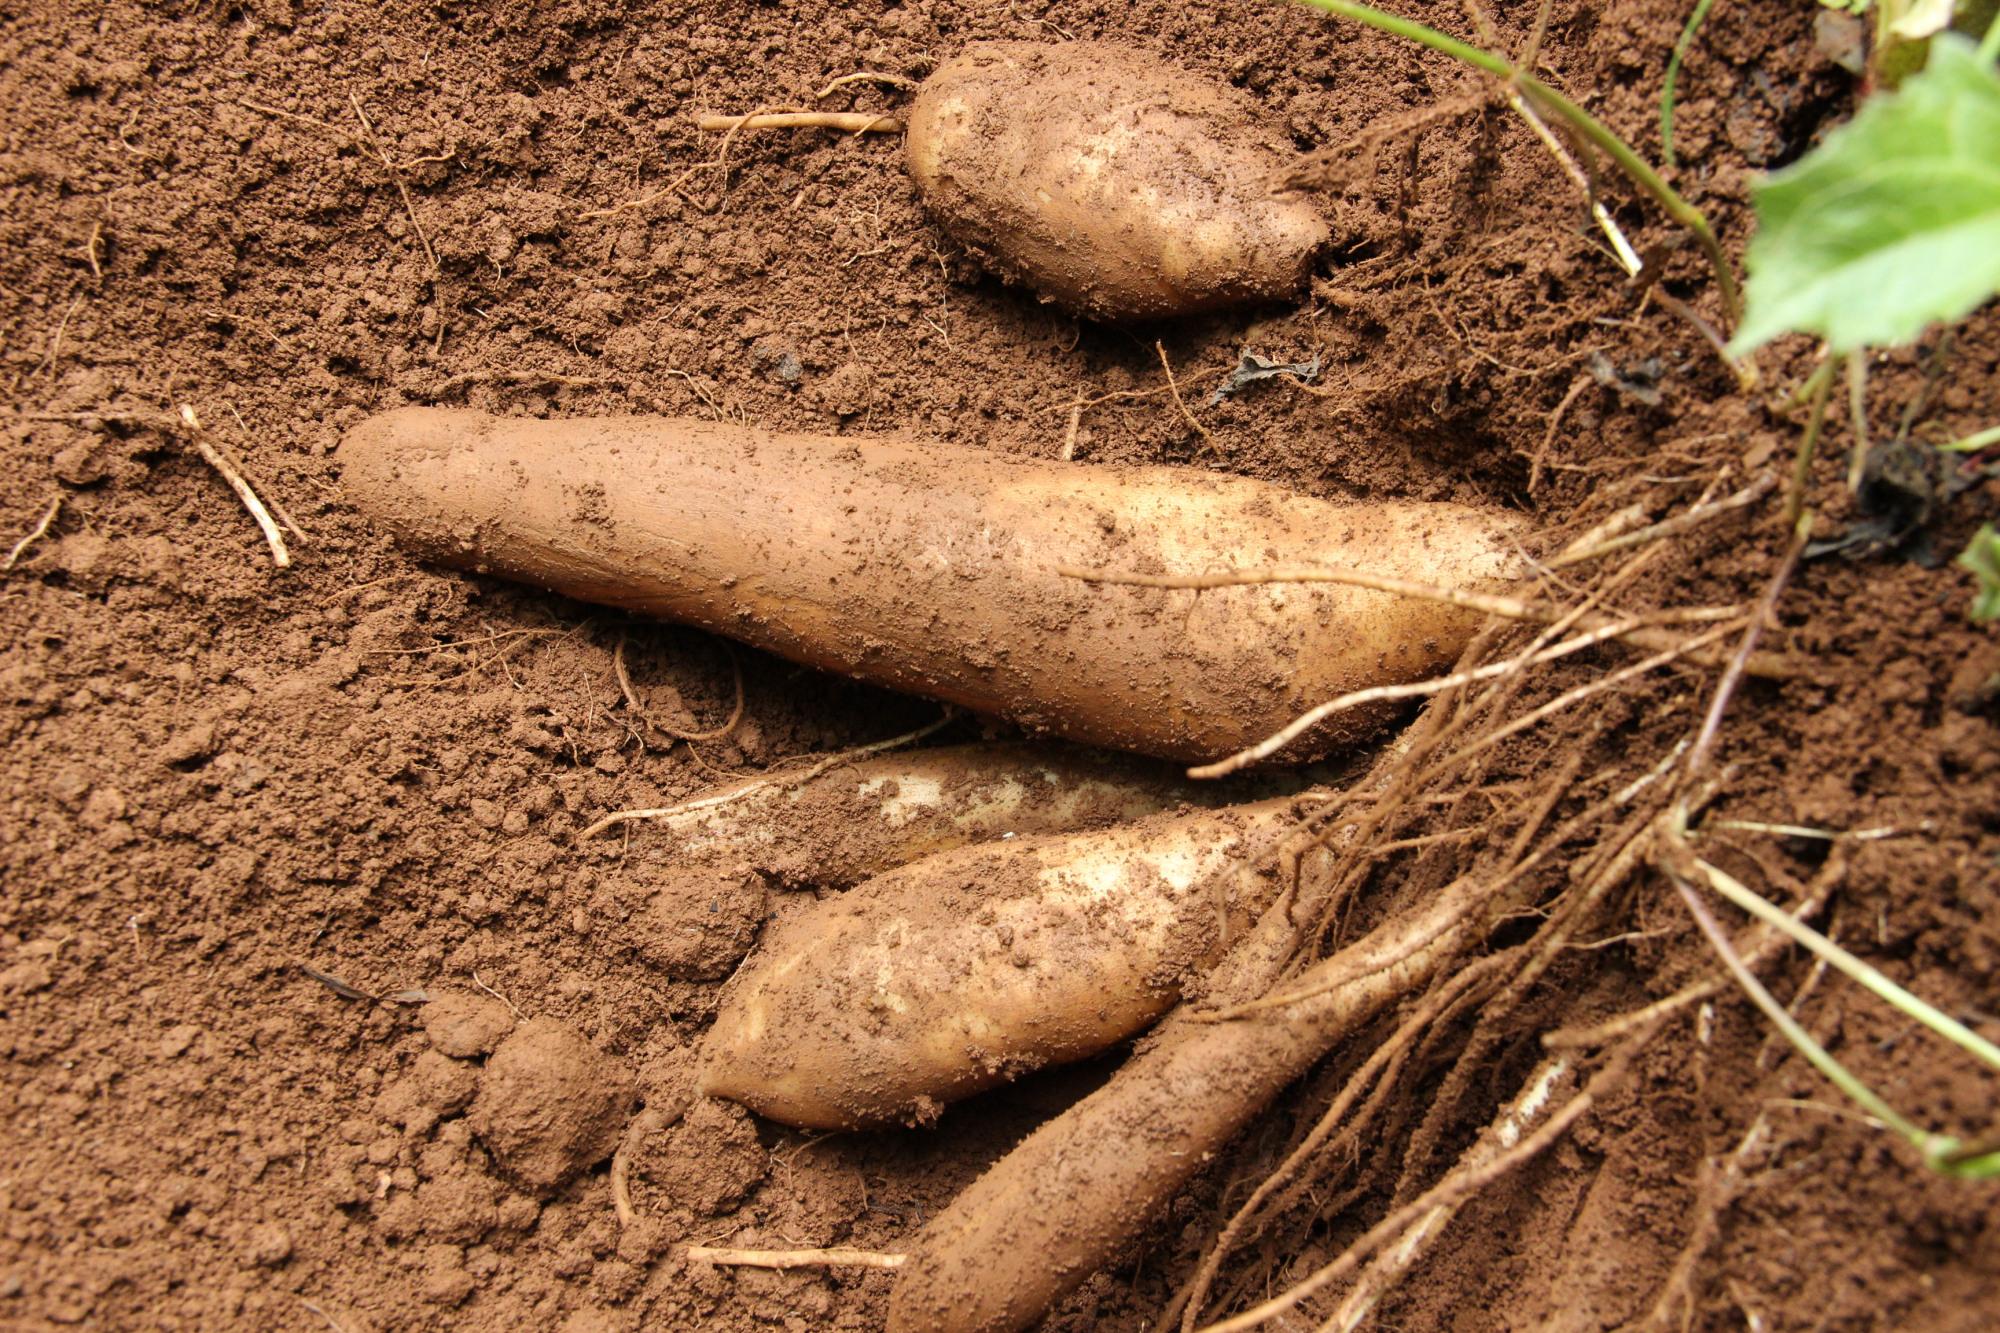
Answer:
[340, 409, 1523, 766]
[884, 867, 1476, 1333]
[638, 743, 1299, 982]
[698, 798, 1302, 1130]
[654, 742, 1252, 891]
[906, 41, 1330, 321]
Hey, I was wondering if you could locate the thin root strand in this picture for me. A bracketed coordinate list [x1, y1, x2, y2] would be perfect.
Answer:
[179, 405, 292, 568]
[614, 634, 747, 743]
[696, 111, 901, 133]
[579, 711, 953, 840]
[1057, 560, 1786, 677]
[815, 70, 920, 99]
[687, 1245, 907, 1271]
[3, 496, 62, 572]
[1195, 1032, 1650, 1333]
[1186, 614, 1668, 779]
[1550, 474, 1777, 569]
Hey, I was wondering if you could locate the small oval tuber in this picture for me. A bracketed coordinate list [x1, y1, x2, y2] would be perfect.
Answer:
[905, 41, 1330, 321]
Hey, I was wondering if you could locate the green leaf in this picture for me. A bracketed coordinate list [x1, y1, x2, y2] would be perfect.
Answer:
[1959, 523, 2000, 623]
[1729, 34, 2000, 355]
[1885, 0, 1956, 41]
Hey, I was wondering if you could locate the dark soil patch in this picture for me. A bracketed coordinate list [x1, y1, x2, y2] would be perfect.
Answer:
[3, 2, 1996, 1331]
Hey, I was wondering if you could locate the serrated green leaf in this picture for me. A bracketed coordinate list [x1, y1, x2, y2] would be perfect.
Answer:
[1729, 35, 2000, 356]
[1960, 523, 2000, 623]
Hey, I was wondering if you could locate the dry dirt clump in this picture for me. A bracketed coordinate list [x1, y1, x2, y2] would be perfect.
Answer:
[647, 1097, 770, 1217]
[638, 863, 768, 981]
[471, 1020, 637, 1195]
[422, 990, 519, 1059]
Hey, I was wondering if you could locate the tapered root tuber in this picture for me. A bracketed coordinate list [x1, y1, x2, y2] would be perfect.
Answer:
[885, 877, 1480, 1332]
[341, 408, 1523, 765]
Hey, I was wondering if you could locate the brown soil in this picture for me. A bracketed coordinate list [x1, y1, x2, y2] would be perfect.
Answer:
[3, 2, 1997, 1331]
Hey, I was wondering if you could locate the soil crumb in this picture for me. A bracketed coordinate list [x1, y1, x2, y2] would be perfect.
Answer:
[472, 1020, 637, 1194]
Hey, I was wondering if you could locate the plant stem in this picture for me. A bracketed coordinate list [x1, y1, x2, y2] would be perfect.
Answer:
[1506, 88, 1643, 274]
[1845, 350, 1870, 491]
[1943, 423, 2000, 453]
[1661, 0, 1719, 168]
[1296, 0, 1741, 322]
[1670, 872, 1939, 1155]
[1784, 358, 1836, 531]
[1980, 7, 2000, 63]
[1696, 859, 2000, 1074]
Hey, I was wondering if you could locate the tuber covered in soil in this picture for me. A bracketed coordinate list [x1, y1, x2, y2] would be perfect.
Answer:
[638, 742, 1243, 892]
[697, 796, 1304, 1130]
[903, 41, 1331, 321]
[701, 41, 1329, 321]
[637, 741, 1280, 981]
[341, 408, 1523, 766]
[885, 862, 1477, 1332]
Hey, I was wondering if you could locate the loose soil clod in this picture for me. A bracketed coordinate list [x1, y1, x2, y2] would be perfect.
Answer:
[421, 991, 518, 1059]
[471, 1020, 637, 1194]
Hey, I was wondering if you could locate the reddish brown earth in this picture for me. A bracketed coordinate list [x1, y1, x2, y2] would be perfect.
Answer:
[3, 2, 1997, 1331]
